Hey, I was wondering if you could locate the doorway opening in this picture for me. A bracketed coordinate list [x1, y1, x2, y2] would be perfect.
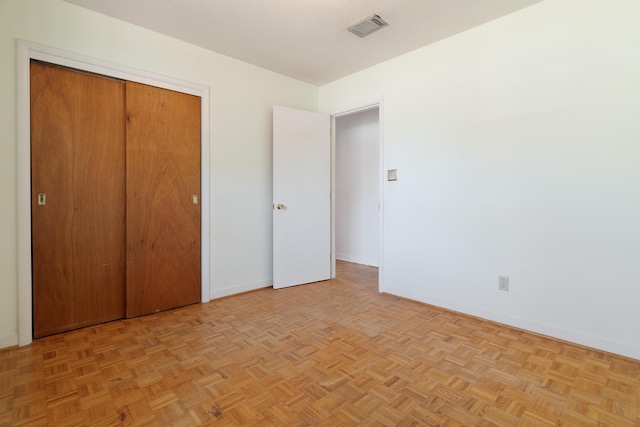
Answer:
[272, 101, 382, 291]
[330, 103, 383, 291]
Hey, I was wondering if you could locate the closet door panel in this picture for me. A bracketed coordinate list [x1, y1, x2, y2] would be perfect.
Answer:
[125, 82, 201, 317]
[31, 61, 126, 337]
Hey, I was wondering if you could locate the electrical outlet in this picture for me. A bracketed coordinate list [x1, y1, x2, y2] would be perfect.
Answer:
[498, 276, 509, 291]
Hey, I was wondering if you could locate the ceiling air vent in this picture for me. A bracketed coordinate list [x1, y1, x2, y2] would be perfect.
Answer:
[348, 14, 388, 38]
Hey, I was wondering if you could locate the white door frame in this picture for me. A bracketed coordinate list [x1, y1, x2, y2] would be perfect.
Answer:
[16, 40, 211, 346]
[327, 98, 384, 292]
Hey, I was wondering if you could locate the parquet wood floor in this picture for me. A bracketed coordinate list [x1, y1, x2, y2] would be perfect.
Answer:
[1, 261, 638, 426]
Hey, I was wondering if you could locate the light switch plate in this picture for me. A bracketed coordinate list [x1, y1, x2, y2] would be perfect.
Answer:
[388, 169, 397, 181]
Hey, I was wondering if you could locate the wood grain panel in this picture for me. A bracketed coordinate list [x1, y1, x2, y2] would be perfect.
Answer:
[125, 81, 201, 317]
[30, 61, 126, 337]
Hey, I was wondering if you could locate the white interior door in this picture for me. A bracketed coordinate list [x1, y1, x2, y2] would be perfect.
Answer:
[273, 105, 330, 289]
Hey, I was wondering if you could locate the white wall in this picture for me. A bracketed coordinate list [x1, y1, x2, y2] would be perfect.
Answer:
[335, 109, 380, 266]
[320, 0, 640, 359]
[0, 0, 317, 347]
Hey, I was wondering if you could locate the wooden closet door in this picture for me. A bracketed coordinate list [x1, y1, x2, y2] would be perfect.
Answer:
[125, 82, 201, 317]
[31, 61, 126, 338]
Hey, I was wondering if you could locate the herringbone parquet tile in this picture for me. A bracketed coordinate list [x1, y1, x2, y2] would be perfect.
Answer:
[1, 261, 638, 426]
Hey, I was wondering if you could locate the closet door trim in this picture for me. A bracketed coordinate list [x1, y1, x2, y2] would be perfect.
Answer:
[16, 40, 211, 347]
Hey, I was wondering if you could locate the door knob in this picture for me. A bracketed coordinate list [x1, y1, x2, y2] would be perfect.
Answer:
[276, 203, 286, 210]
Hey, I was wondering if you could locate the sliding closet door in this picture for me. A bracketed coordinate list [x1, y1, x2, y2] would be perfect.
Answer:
[125, 82, 201, 317]
[31, 61, 126, 338]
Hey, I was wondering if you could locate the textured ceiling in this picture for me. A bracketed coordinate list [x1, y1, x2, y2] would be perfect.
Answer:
[64, 0, 544, 86]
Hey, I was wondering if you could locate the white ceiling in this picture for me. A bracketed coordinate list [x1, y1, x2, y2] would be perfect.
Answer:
[64, 0, 544, 86]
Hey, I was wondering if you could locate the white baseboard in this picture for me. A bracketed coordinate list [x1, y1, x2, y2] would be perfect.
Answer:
[0, 333, 18, 350]
[336, 253, 378, 267]
[385, 285, 639, 361]
[209, 279, 272, 300]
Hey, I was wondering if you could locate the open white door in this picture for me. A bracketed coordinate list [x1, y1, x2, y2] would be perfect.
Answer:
[273, 105, 330, 289]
